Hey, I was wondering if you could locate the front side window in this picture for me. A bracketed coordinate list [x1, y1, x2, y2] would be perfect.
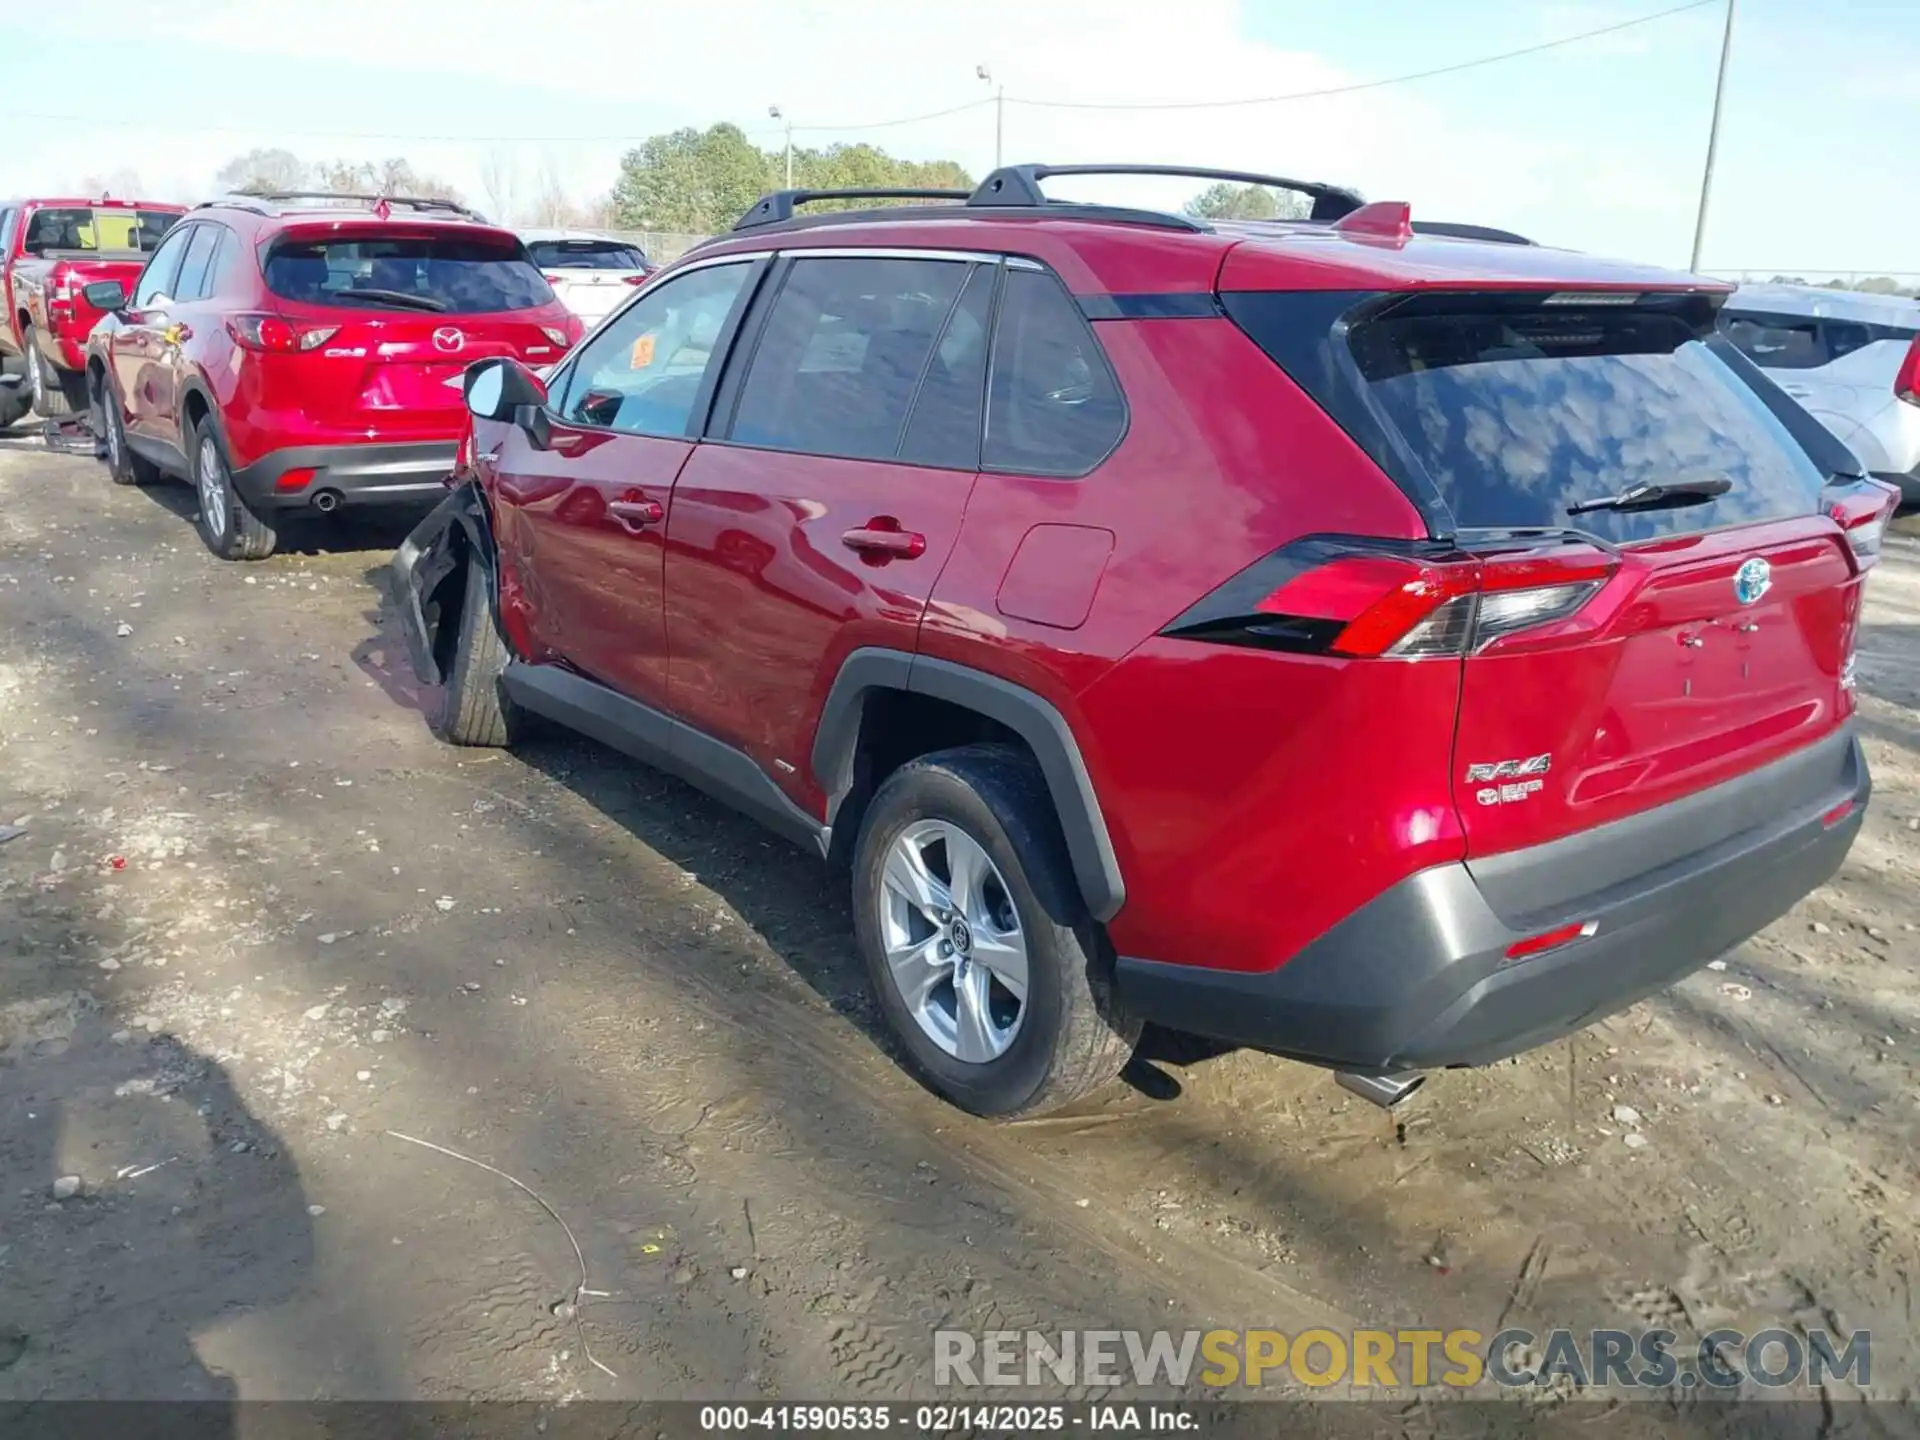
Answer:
[555, 262, 752, 436]
[173, 224, 223, 302]
[983, 269, 1127, 476]
[262, 233, 554, 314]
[133, 225, 196, 307]
[727, 256, 973, 462]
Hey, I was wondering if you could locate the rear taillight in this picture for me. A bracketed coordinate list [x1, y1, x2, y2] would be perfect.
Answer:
[1896, 333, 1920, 407]
[1827, 481, 1900, 571]
[1165, 538, 1614, 660]
[542, 273, 567, 285]
[226, 315, 338, 353]
[541, 325, 572, 348]
[623, 273, 649, 286]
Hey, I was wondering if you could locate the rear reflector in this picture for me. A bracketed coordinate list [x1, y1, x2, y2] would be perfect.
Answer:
[1165, 537, 1615, 659]
[276, 467, 318, 492]
[1822, 798, 1856, 828]
[1505, 920, 1597, 962]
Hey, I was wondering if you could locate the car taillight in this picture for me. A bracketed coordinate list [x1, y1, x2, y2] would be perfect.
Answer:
[1827, 481, 1900, 571]
[1162, 537, 1615, 659]
[226, 315, 338, 353]
[541, 325, 572, 348]
[543, 273, 566, 284]
[1896, 333, 1920, 407]
[623, 273, 649, 286]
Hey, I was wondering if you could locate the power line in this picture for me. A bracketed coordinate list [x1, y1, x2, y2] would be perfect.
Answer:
[0, 1, 1715, 145]
[1005, 0, 1718, 111]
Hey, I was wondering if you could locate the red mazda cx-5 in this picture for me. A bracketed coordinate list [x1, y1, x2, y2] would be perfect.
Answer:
[393, 163, 1889, 1118]
[83, 192, 583, 560]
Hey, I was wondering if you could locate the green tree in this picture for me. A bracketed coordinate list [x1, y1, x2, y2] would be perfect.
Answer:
[609, 124, 773, 234]
[608, 125, 973, 233]
[1184, 182, 1309, 222]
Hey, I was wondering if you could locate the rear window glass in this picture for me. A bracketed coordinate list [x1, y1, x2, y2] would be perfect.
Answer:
[263, 234, 554, 314]
[526, 239, 647, 271]
[1718, 309, 1887, 370]
[1347, 305, 1827, 541]
[23, 207, 179, 255]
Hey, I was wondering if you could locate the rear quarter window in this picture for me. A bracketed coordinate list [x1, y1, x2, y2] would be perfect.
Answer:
[263, 233, 555, 314]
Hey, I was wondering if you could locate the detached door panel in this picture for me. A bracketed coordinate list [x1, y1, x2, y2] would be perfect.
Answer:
[665, 255, 994, 814]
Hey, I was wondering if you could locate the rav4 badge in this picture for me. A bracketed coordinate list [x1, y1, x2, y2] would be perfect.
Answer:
[1466, 753, 1551, 807]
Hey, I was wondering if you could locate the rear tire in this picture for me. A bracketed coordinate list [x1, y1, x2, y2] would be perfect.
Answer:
[430, 559, 523, 747]
[190, 415, 276, 561]
[95, 374, 160, 485]
[852, 744, 1141, 1118]
[24, 330, 79, 418]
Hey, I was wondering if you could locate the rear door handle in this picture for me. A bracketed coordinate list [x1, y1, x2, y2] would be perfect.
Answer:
[609, 498, 664, 530]
[842, 522, 927, 560]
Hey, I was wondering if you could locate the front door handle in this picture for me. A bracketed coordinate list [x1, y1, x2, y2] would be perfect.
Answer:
[842, 520, 926, 560]
[609, 498, 664, 531]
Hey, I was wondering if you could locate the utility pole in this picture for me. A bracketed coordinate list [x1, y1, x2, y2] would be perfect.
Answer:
[1689, 0, 1737, 273]
[977, 65, 1003, 168]
[769, 104, 793, 188]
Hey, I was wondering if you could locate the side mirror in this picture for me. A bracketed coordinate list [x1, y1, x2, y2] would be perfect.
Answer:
[83, 280, 128, 312]
[464, 357, 546, 421]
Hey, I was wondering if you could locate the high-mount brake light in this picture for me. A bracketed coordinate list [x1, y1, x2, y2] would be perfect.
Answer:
[1541, 291, 1643, 306]
[1163, 539, 1616, 660]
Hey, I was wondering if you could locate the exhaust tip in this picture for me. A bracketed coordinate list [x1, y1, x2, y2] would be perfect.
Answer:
[311, 488, 343, 514]
[1336, 1070, 1425, 1108]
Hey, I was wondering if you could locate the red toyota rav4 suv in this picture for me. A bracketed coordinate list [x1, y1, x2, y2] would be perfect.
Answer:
[82, 192, 582, 560]
[392, 164, 1889, 1119]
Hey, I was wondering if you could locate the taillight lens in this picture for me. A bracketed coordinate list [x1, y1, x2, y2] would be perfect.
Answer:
[1896, 333, 1920, 407]
[1827, 480, 1900, 571]
[1164, 538, 1615, 659]
[543, 272, 566, 284]
[226, 315, 338, 353]
[541, 325, 572, 347]
[623, 273, 649, 286]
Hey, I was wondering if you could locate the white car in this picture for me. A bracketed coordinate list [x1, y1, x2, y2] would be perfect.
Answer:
[521, 229, 653, 329]
[1718, 284, 1920, 509]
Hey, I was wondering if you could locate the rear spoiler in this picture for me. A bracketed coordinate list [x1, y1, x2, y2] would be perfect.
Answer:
[1408, 221, 1534, 246]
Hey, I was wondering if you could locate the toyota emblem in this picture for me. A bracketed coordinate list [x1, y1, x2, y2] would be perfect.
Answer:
[432, 327, 465, 354]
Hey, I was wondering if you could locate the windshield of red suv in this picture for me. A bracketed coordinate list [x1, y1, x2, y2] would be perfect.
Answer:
[525, 239, 647, 270]
[23, 207, 180, 255]
[263, 233, 555, 314]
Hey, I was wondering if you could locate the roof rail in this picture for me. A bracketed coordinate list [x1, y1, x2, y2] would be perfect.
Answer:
[204, 190, 485, 220]
[968, 164, 1366, 221]
[733, 187, 972, 231]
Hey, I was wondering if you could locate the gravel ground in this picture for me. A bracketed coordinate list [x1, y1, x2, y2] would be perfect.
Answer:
[1, 422, 1916, 1426]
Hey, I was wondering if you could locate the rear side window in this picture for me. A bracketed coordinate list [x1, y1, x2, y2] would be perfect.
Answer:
[1719, 309, 1895, 370]
[262, 233, 555, 314]
[983, 269, 1126, 476]
[527, 239, 647, 271]
[1346, 302, 1826, 540]
[727, 256, 972, 462]
[22, 207, 178, 255]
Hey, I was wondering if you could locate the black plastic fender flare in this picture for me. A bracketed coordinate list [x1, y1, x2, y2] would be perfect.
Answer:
[812, 648, 1127, 922]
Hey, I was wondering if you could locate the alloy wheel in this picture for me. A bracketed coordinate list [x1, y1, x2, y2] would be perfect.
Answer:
[878, 819, 1029, 1063]
[197, 436, 228, 539]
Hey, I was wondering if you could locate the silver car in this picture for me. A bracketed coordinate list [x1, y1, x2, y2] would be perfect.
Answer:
[1719, 284, 1920, 509]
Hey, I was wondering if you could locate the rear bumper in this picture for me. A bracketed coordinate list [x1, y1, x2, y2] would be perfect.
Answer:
[1117, 730, 1869, 1073]
[230, 442, 458, 511]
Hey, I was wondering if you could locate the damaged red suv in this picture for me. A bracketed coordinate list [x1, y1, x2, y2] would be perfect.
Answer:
[84, 192, 581, 560]
[393, 163, 1888, 1118]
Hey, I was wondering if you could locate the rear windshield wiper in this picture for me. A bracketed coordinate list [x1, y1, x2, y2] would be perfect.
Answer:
[337, 288, 449, 313]
[1565, 477, 1731, 516]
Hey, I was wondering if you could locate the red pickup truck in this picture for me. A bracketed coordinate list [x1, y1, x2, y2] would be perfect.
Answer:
[1, 196, 185, 425]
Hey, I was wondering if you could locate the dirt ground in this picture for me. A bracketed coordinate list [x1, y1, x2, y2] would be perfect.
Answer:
[1, 421, 1917, 1423]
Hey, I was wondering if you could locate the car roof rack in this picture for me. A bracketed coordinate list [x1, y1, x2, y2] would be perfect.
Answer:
[202, 191, 486, 220]
[969, 164, 1366, 221]
[727, 161, 1368, 238]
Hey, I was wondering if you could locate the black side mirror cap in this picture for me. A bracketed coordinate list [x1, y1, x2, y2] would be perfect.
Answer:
[83, 280, 128, 312]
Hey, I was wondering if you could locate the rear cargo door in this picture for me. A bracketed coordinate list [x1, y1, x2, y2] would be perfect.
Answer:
[1346, 292, 1867, 860]
[527, 238, 648, 324]
[257, 226, 568, 437]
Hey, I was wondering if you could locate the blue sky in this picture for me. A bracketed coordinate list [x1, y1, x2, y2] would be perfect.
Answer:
[4, 0, 1913, 276]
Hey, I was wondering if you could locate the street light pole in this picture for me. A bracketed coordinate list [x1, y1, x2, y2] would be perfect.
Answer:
[769, 104, 793, 189]
[977, 65, 1003, 168]
[1689, 0, 1737, 273]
